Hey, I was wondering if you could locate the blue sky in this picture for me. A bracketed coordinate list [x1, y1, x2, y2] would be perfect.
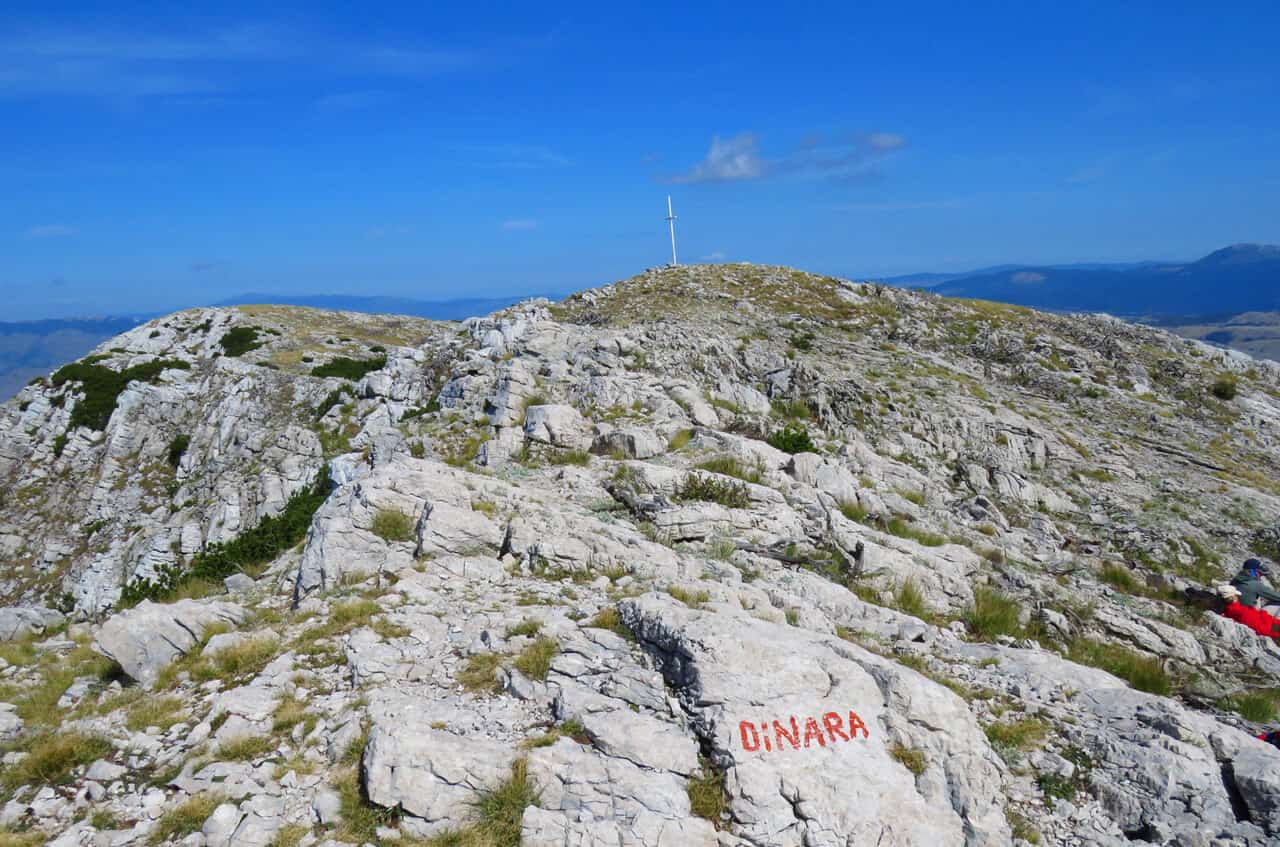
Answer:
[3, 2, 1279, 319]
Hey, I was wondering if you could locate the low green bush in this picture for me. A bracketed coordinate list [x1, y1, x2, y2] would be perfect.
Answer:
[1211, 373, 1238, 400]
[51, 358, 191, 431]
[119, 467, 331, 606]
[676, 473, 751, 508]
[218, 326, 263, 357]
[166, 434, 191, 468]
[767, 424, 815, 454]
[311, 355, 387, 381]
[695, 455, 764, 484]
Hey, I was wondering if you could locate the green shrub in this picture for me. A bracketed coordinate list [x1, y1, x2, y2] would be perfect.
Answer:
[51, 358, 191, 431]
[311, 355, 386, 381]
[963, 587, 1022, 641]
[218, 326, 263, 357]
[119, 467, 331, 606]
[1212, 373, 1239, 400]
[767, 424, 815, 454]
[789, 332, 815, 352]
[52, 433, 68, 457]
[505, 619, 542, 638]
[166, 434, 191, 468]
[675, 473, 750, 508]
[370, 508, 415, 543]
[1066, 637, 1171, 695]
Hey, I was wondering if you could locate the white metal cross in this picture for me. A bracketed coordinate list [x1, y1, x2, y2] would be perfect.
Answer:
[665, 195, 679, 267]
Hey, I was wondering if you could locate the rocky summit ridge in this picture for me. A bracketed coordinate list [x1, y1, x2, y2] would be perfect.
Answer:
[0, 264, 1279, 846]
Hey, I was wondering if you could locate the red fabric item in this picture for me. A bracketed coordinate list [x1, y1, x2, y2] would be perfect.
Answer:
[1223, 600, 1280, 639]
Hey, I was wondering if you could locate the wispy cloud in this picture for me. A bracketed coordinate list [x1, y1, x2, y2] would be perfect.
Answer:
[23, 224, 76, 239]
[501, 219, 537, 231]
[702, 250, 727, 260]
[670, 131, 908, 185]
[0, 23, 505, 101]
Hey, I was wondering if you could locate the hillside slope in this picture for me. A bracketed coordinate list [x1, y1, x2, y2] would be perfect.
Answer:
[0, 264, 1279, 845]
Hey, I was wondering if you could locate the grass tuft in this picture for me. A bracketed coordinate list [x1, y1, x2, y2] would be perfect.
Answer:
[149, 792, 226, 845]
[370, 508, 415, 543]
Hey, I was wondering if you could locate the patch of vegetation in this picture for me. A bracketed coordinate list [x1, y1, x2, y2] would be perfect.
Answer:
[984, 718, 1048, 760]
[687, 758, 726, 823]
[219, 734, 277, 761]
[430, 758, 540, 847]
[51, 357, 192, 431]
[505, 619, 542, 639]
[766, 424, 815, 454]
[789, 331, 815, 352]
[458, 653, 505, 694]
[1067, 637, 1171, 695]
[1212, 373, 1239, 400]
[838, 499, 868, 522]
[695, 455, 764, 484]
[889, 742, 926, 776]
[266, 823, 310, 847]
[166, 434, 191, 468]
[1099, 562, 1140, 593]
[187, 636, 280, 685]
[119, 466, 331, 606]
[667, 586, 711, 608]
[585, 607, 634, 641]
[219, 326, 264, 357]
[52, 433, 68, 458]
[1220, 690, 1280, 723]
[370, 508, 415, 543]
[310, 355, 387, 381]
[1006, 808, 1041, 844]
[963, 587, 1022, 641]
[521, 717, 589, 749]
[770, 398, 811, 420]
[885, 517, 947, 547]
[1, 731, 113, 792]
[333, 766, 399, 843]
[125, 695, 186, 732]
[513, 637, 558, 681]
[668, 428, 695, 450]
[893, 579, 927, 618]
[313, 389, 346, 420]
[148, 792, 226, 845]
[675, 473, 750, 509]
[546, 448, 591, 466]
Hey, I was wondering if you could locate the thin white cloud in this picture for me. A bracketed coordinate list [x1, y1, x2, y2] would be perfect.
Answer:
[24, 224, 76, 239]
[502, 219, 537, 231]
[670, 130, 908, 185]
[702, 250, 727, 260]
[0, 24, 503, 101]
[671, 134, 766, 184]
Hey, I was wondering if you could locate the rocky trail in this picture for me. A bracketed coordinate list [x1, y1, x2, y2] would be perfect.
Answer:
[0, 264, 1279, 845]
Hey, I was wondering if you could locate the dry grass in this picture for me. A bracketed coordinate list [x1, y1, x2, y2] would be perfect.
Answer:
[148, 792, 226, 845]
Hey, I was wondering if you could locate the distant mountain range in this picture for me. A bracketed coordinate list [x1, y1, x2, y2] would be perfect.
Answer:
[210, 292, 549, 321]
[884, 244, 1280, 319]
